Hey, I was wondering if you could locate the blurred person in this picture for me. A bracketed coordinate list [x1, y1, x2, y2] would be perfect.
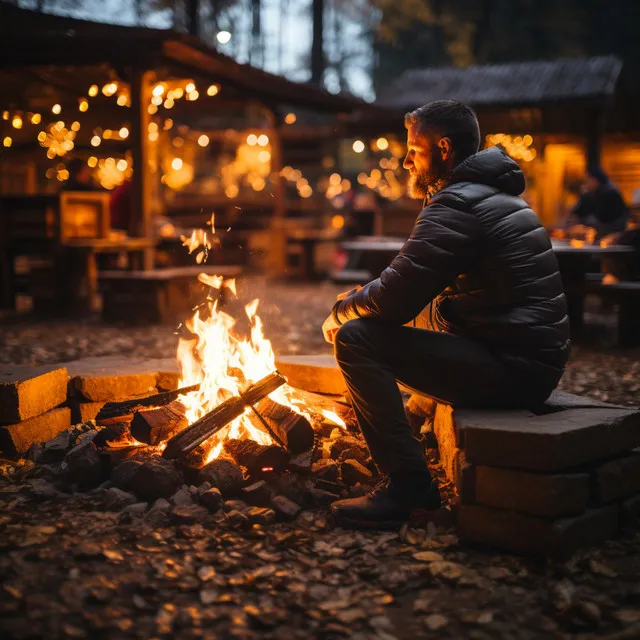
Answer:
[322, 100, 569, 529]
[569, 165, 628, 240]
[109, 179, 132, 231]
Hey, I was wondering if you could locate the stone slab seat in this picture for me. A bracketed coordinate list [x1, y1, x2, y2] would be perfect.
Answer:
[98, 265, 243, 325]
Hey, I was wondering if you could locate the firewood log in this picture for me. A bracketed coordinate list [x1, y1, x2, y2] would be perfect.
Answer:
[130, 400, 188, 446]
[255, 397, 314, 454]
[223, 438, 290, 475]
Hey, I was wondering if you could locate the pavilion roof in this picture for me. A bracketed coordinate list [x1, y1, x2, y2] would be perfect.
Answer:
[377, 56, 623, 110]
[0, 2, 363, 113]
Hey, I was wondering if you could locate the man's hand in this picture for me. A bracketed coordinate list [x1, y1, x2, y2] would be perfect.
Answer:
[322, 313, 341, 344]
[336, 285, 362, 302]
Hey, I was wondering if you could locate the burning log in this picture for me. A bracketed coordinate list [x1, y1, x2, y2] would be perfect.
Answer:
[255, 398, 315, 454]
[130, 401, 188, 446]
[95, 384, 200, 422]
[223, 438, 290, 475]
[162, 371, 287, 459]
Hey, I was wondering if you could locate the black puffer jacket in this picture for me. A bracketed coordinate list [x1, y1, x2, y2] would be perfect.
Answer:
[332, 147, 570, 385]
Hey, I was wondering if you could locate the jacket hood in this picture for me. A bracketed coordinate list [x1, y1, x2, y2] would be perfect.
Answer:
[449, 147, 525, 196]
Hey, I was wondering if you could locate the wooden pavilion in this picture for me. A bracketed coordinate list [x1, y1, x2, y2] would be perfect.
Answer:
[352, 56, 640, 229]
[0, 3, 362, 314]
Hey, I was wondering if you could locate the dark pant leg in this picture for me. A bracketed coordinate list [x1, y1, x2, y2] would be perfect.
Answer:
[334, 317, 534, 475]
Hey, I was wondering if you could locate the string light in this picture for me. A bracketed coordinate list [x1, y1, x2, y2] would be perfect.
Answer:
[198, 134, 210, 147]
[152, 83, 165, 97]
[207, 85, 219, 96]
[117, 94, 128, 107]
[187, 90, 199, 101]
[119, 127, 129, 139]
[3, 137, 12, 147]
[376, 137, 389, 151]
[246, 134, 258, 146]
[52, 104, 62, 115]
[91, 135, 101, 147]
[148, 104, 158, 115]
[78, 99, 88, 112]
[185, 82, 195, 93]
[11, 115, 22, 129]
[352, 140, 365, 153]
[284, 113, 297, 124]
[30, 113, 41, 125]
[171, 158, 183, 170]
[88, 156, 98, 167]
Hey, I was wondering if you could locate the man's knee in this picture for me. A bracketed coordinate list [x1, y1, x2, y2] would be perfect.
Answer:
[335, 318, 384, 358]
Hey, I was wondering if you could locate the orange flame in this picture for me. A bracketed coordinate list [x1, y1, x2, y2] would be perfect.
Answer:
[176, 217, 307, 463]
[321, 409, 346, 430]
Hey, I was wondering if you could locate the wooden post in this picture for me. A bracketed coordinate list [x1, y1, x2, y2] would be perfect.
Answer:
[264, 106, 287, 276]
[129, 68, 154, 270]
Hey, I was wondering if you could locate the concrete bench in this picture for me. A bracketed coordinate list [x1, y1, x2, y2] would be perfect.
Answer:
[99, 265, 242, 325]
[276, 354, 640, 558]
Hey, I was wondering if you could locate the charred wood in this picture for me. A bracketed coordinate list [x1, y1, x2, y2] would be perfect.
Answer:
[95, 384, 200, 422]
[256, 397, 314, 454]
[162, 371, 286, 459]
[223, 438, 290, 475]
[130, 400, 188, 446]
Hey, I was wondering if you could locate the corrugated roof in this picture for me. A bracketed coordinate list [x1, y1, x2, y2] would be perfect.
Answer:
[377, 56, 623, 109]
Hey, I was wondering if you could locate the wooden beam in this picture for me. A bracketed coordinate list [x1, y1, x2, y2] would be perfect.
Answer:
[129, 68, 154, 268]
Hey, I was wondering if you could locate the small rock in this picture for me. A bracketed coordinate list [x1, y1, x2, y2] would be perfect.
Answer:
[246, 507, 275, 525]
[26, 443, 43, 462]
[288, 450, 313, 473]
[111, 460, 143, 491]
[329, 436, 367, 460]
[64, 441, 104, 488]
[271, 495, 301, 520]
[424, 614, 448, 631]
[170, 504, 208, 525]
[144, 498, 171, 526]
[197, 481, 212, 495]
[340, 459, 373, 485]
[226, 509, 249, 527]
[199, 487, 223, 512]
[198, 458, 244, 497]
[121, 502, 148, 517]
[224, 499, 249, 512]
[241, 480, 271, 506]
[133, 459, 182, 501]
[312, 459, 339, 482]
[40, 431, 73, 462]
[337, 447, 370, 467]
[171, 486, 194, 507]
[25, 478, 61, 501]
[104, 487, 137, 511]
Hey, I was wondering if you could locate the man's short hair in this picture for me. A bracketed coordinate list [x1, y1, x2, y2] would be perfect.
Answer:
[404, 100, 481, 163]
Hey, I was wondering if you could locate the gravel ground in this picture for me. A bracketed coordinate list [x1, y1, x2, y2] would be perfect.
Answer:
[1, 277, 640, 639]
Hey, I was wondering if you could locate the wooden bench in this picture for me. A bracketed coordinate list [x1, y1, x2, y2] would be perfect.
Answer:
[99, 265, 243, 325]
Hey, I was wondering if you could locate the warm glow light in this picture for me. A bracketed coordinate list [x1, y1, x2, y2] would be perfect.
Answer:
[91, 135, 101, 147]
[198, 134, 210, 147]
[186, 82, 196, 93]
[352, 139, 365, 153]
[88, 84, 99, 97]
[246, 134, 258, 146]
[116, 159, 128, 171]
[284, 112, 296, 124]
[187, 90, 200, 101]
[171, 157, 183, 170]
[216, 30, 231, 44]
[117, 94, 128, 107]
[207, 84, 219, 96]
[376, 137, 389, 150]
[88, 156, 98, 167]
[331, 215, 345, 230]
[30, 113, 41, 125]
[102, 82, 118, 96]
[119, 127, 129, 139]
[152, 83, 165, 97]
[78, 99, 88, 112]
[148, 131, 159, 142]
[2, 136, 12, 147]
[148, 104, 158, 115]
[11, 115, 22, 129]
[52, 104, 62, 115]
[257, 134, 269, 146]
[151, 95, 163, 106]
[258, 150, 271, 163]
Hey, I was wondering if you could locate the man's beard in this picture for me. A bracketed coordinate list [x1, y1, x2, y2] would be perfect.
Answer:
[407, 150, 449, 200]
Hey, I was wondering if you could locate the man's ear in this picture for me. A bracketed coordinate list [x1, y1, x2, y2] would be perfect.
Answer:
[439, 137, 452, 161]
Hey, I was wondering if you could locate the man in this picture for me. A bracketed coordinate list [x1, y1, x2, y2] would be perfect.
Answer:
[569, 165, 628, 240]
[322, 100, 570, 528]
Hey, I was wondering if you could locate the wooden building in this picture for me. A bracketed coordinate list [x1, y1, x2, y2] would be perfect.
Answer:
[0, 3, 361, 312]
[355, 56, 640, 229]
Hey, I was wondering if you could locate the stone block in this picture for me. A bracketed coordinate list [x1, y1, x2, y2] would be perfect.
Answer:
[459, 407, 640, 471]
[620, 494, 640, 529]
[275, 354, 347, 395]
[0, 407, 71, 457]
[0, 364, 68, 425]
[474, 466, 589, 518]
[65, 356, 161, 401]
[458, 504, 619, 558]
[594, 453, 640, 503]
[70, 400, 105, 424]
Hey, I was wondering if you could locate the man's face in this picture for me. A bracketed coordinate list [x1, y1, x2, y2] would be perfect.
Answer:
[403, 123, 450, 199]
